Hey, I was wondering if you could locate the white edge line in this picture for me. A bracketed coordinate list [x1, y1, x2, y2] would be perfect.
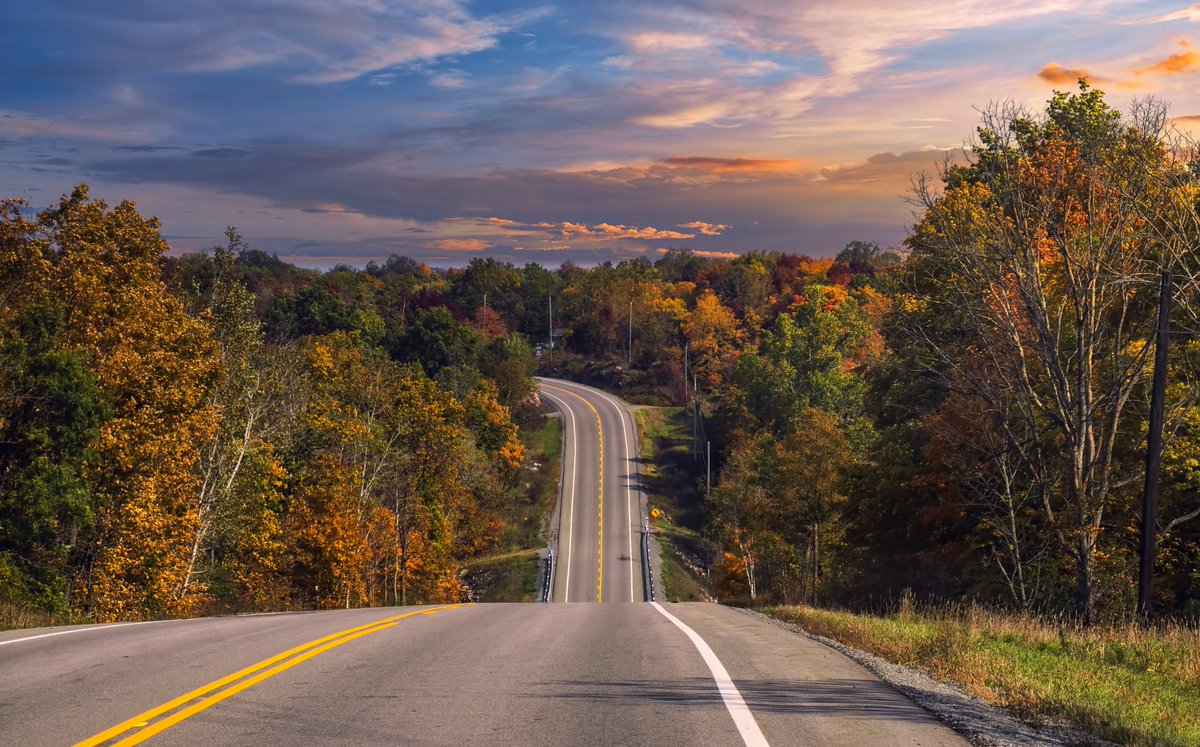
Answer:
[559, 381, 640, 602]
[540, 388, 576, 603]
[0, 619, 168, 647]
[650, 602, 770, 747]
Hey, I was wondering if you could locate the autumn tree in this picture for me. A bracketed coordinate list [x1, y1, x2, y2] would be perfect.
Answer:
[902, 84, 1200, 622]
[0, 187, 223, 620]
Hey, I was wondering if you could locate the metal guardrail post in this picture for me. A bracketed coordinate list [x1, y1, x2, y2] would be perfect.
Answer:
[642, 518, 655, 602]
[541, 547, 553, 603]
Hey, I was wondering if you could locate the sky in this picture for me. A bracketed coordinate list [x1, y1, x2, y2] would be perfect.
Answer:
[2, 1, 1200, 268]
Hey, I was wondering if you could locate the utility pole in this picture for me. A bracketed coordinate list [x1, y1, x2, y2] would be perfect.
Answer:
[706, 440, 711, 494]
[1138, 270, 1172, 619]
[683, 343, 689, 404]
[548, 295, 553, 365]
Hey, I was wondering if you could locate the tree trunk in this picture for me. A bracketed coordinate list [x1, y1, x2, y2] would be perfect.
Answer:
[1075, 534, 1097, 625]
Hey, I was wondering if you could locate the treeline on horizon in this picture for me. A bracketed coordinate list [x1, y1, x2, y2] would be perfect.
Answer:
[2, 84, 1200, 624]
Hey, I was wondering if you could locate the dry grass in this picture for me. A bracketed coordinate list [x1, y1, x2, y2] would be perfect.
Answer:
[0, 602, 68, 631]
[763, 600, 1200, 746]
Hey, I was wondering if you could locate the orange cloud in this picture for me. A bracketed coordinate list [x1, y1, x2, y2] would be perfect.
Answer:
[483, 216, 521, 227]
[1135, 39, 1200, 76]
[1172, 114, 1200, 122]
[426, 238, 493, 251]
[1038, 63, 1108, 85]
[659, 156, 809, 174]
[677, 220, 730, 236]
[569, 222, 694, 240]
[474, 216, 697, 242]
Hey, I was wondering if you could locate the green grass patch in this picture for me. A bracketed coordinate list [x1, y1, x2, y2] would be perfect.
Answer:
[761, 603, 1200, 746]
[635, 406, 713, 602]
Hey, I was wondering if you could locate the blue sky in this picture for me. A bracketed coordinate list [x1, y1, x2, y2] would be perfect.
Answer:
[2, 0, 1199, 267]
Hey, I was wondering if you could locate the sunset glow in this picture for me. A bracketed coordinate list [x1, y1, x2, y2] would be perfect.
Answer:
[3, 1, 1199, 266]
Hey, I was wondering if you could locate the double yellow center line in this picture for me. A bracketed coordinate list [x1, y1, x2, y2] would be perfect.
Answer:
[543, 384, 605, 602]
[76, 604, 468, 746]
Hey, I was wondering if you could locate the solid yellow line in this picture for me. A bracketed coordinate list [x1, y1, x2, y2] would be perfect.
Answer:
[75, 605, 465, 747]
[543, 384, 604, 603]
[112, 624, 399, 746]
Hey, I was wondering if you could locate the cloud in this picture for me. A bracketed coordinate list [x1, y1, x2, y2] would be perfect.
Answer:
[485, 217, 696, 241]
[658, 248, 738, 259]
[1172, 114, 1200, 122]
[300, 202, 361, 214]
[819, 148, 964, 186]
[191, 148, 250, 159]
[431, 70, 470, 89]
[23, 1, 543, 85]
[426, 238, 493, 251]
[635, 102, 732, 128]
[1127, 4, 1200, 24]
[677, 220, 730, 235]
[1135, 39, 1200, 76]
[0, 109, 162, 142]
[659, 156, 809, 174]
[1038, 63, 1108, 84]
[627, 31, 714, 54]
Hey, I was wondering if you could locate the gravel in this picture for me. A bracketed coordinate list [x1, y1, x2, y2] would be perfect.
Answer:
[735, 608, 1117, 747]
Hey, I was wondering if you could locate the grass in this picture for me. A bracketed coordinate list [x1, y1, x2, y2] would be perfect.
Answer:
[0, 602, 69, 632]
[460, 550, 541, 603]
[463, 411, 561, 603]
[497, 413, 562, 554]
[762, 601, 1200, 746]
[634, 406, 713, 602]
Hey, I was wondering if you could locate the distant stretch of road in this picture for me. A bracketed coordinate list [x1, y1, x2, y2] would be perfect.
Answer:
[0, 380, 970, 746]
[537, 377, 646, 603]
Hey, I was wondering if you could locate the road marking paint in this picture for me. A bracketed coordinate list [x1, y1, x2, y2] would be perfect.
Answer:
[552, 381, 643, 602]
[74, 605, 467, 747]
[110, 624, 399, 746]
[0, 620, 174, 647]
[543, 383, 605, 603]
[651, 603, 769, 747]
[539, 388, 577, 602]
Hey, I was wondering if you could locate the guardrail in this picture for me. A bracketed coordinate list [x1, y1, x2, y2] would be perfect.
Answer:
[540, 547, 553, 603]
[641, 519, 655, 602]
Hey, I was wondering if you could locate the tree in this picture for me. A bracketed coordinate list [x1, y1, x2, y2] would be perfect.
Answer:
[683, 290, 741, 387]
[0, 302, 108, 613]
[903, 84, 1200, 622]
[1, 186, 223, 620]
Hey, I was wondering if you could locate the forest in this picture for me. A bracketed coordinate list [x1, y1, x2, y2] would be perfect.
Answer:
[2, 85, 1199, 624]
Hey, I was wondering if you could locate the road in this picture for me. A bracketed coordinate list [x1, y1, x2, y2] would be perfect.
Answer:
[537, 377, 647, 603]
[1, 604, 966, 746]
[0, 379, 970, 746]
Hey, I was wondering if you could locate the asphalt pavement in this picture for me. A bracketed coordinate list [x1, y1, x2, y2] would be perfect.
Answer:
[1, 603, 966, 746]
